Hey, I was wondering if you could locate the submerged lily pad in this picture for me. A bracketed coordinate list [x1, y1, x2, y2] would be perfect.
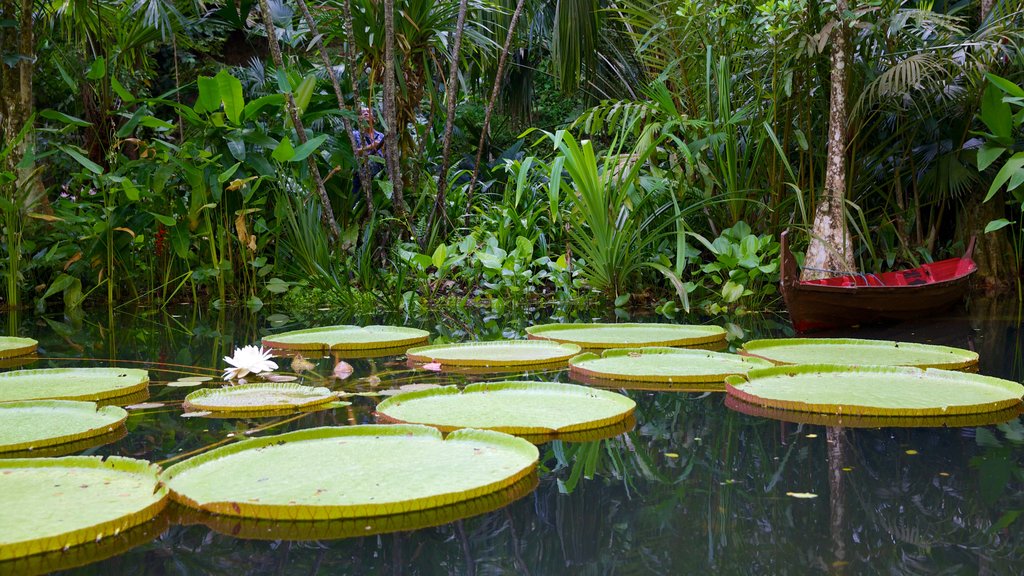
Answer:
[0, 401, 128, 453]
[183, 383, 339, 414]
[262, 325, 429, 351]
[171, 472, 539, 541]
[0, 368, 149, 403]
[526, 323, 726, 349]
[740, 338, 978, 370]
[375, 382, 636, 436]
[162, 425, 538, 520]
[406, 341, 581, 368]
[0, 456, 168, 561]
[0, 336, 37, 359]
[568, 347, 773, 384]
[725, 364, 1024, 416]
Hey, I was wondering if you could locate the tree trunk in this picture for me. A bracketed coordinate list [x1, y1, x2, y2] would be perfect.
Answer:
[256, 0, 341, 242]
[382, 0, 409, 222]
[802, 0, 855, 281]
[429, 0, 470, 238]
[0, 0, 34, 178]
[465, 0, 528, 217]
[294, 0, 374, 223]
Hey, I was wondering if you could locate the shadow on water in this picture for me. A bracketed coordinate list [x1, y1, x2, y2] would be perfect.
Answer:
[0, 299, 1021, 574]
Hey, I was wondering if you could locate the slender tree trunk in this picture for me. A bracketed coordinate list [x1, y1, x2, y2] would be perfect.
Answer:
[294, 0, 374, 222]
[0, 0, 34, 177]
[429, 0, 470, 237]
[257, 0, 341, 242]
[382, 0, 409, 223]
[465, 0, 528, 218]
[802, 0, 855, 281]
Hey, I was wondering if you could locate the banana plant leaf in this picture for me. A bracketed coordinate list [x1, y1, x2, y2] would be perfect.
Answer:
[0, 368, 149, 403]
[375, 382, 635, 437]
[183, 383, 342, 414]
[0, 336, 37, 359]
[0, 401, 127, 453]
[740, 338, 978, 369]
[406, 341, 581, 368]
[725, 364, 1024, 416]
[0, 456, 168, 561]
[161, 425, 539, 520]
[569, 347, 773, 384]
[262, 325, 429, 351]
[526, 323, 726, 349]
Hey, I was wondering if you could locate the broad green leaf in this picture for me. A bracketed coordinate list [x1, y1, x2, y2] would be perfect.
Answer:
[39, 109, 90, 127]
[376, 382, 635, 437]
[110, 76, 135, 102]
[161, 425, 538, 520]
[431, 243, 447, 269]
[85, 57, 105, 80]
[981, 83, 1012, 140]
[243, 94, 285, 120]
[195, 75, 220, 114]
[0, 456, 166, 560]
[526, 323, 725, 348]
[122, 179, 139, 201]
[263, 325, 429, 351]
[41, 273, 77, 300]
[293, 74, 316, 115]
[0, 368, 149, 403]
[726, 364, 1024, 417]
[741, 338, 978, 369]
[272, 137, 295, 162]
[59, 146, 103, 175]
[0, 401, 126, 453]
[721, 280, 744, 303]
[406, 341, 581, 368]
[986, 73, 1024, 98]
[569, 347, 771, 386]
[148, 212, 176, 226]
[215, 69, 244, 124]
[184, 383, 340, 415]
[985, 218, 1012, 233]
[289, 134, 328, 163]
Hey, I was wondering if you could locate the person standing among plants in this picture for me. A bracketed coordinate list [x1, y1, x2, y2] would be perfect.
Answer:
[352, 107, 384, 196]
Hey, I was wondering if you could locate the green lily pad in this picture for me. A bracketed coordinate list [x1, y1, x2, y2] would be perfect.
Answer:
[0, 456, 168, 561]
[0, 428, 128, 460]
[375, 382, 636, 436]
[162, 425, 538, 520]
[170, 471, 539, 541]
[740, 338, 978, 370]
[526, 323, 726, 348]
[0, 401, 128, 453]
[262, 325, 429, 351]
[183, 383, 339, 414]
[725, 364, 1024, 416]
[724, 395, 1024, 428]
[0, 368, 150, 403]
[568, 347, 773, 384]
[0, 336, 37, 359]
[406, 341, 581, 368]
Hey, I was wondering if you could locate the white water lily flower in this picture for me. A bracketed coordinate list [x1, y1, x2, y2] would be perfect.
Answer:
[223, 345, 279, 381]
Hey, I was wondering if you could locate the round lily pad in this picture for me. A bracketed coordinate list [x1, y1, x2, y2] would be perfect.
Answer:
[0, 456, 168, 561]
[183, 383, 339, 414]
[262, 325, 429, 351]
[0, 368, 150, 403]
[375, 382, 636, 436]
[406, 341, 581, 368]
[740, 338, 978, 370]
[725, 364, 1024, 416]
[0, 336, 37, 359]
[162, 425, 539, 520]
[724, 395, 1024, 429]
[526, 323, 726, 348]
[568, 347, 773, 384]
[0, 401, 128, 453]
[171, 471, 539, 541]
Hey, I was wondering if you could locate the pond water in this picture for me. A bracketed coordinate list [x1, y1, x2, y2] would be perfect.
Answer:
[1, 299, 1023, 575]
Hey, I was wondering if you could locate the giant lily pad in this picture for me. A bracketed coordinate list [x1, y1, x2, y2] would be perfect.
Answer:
[0, 336, 37, 359]
[0, 401, 127, 453]
[183, 383, 340, 414]
[526, 323, 726, 349]
[725, 364, 1024, 416]
[162, 425, 538, 520]
[0, 368, 149, 403]
[569, 347, 773, 384]
[171, 472, 539, 541]
[406, 341, 581, 368]
[375, 382, 635, 436]
[262, 325, 429, 351]
[0, 456, 168, 561]
[740, 338, 978, 370]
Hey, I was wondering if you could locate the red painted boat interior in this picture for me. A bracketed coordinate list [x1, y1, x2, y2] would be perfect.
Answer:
[801, 256, 977, 288]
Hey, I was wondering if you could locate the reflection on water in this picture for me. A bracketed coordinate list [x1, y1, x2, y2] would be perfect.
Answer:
[0, 301, 1021, 574]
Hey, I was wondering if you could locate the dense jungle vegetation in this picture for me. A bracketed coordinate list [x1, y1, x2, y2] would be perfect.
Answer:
[1, 0, 1023, 320]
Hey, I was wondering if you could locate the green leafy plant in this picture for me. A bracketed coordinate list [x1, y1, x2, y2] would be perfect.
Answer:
[689, 221, 779, 314]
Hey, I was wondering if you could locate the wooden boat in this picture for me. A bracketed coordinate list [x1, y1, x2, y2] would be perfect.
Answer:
[780, 230, 977, 332]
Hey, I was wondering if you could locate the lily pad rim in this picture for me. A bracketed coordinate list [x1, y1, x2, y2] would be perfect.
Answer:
[525, 323, 727, 348]
[0, 336, 38, 359]
[182, 382, 339, 413]
[262, 325, 430, 351]
[406, 340, 582, 367]
[567, 347, 773, 383]
[0, 367, 150, 402]
[0, 400, 128, 453]
[740, 337, 979, 369]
